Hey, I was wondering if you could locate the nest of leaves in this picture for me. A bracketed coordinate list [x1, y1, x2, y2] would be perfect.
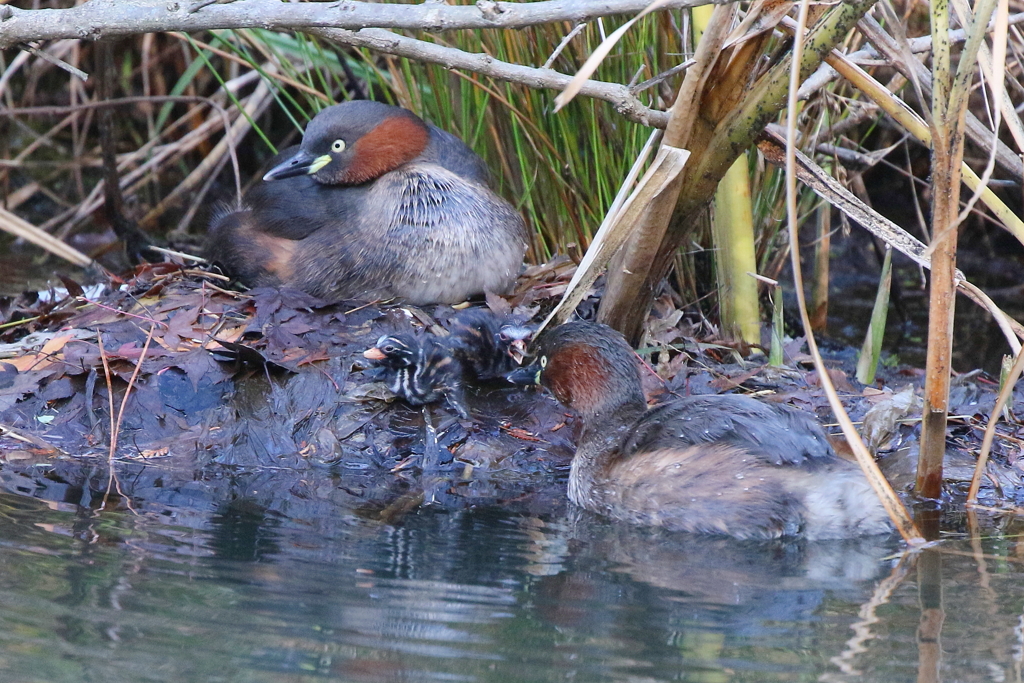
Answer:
[1, 255, 1023, 524]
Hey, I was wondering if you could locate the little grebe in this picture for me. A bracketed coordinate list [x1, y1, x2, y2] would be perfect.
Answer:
[447, 309, 535, 380]
[510, 322, 891, 540]
[363, 333, 468, 418]
[206, 100, 527, 305]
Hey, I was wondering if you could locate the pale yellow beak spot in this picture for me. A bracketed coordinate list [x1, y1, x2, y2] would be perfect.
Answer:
[309, 154, 332, 174]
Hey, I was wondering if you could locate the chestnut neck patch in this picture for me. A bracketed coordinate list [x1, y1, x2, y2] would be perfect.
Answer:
[342, 116, 430, 184]
[544, 344, 621, 416]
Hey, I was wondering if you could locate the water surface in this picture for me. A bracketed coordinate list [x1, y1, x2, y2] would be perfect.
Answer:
[0, 483, 1019, 683]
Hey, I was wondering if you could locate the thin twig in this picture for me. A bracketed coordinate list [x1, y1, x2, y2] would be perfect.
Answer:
[146, 245, 208, 263]
[97, 331, 117, 504]
[542, 22, 588, 69]
[0, 422, 62, 454]
[311, 26, 669, 128]
[100, 325, 155, 514]
[16, 41, 88, 80]
[77, 297, 170, 329]
[630, 58, 695, 93]
[967, 342, 1024, 505]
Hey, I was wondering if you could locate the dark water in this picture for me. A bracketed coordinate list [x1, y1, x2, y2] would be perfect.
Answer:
[0, 485, 1021, 683]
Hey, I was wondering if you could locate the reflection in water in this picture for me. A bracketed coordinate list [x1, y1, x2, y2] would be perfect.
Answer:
[0, 490, 1022, 682]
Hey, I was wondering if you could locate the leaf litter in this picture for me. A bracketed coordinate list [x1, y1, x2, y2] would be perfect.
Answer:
[0, 258, 1021, 526]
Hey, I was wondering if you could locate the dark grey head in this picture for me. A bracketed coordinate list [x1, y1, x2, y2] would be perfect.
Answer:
[508, 321, 645, 420]
[497, 321, 535, 364]
[263, 101, 430, 186]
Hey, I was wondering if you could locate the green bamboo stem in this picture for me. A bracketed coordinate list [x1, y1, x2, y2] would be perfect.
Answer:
[692, 2, 759, 345]
[712, 155, 761, 345]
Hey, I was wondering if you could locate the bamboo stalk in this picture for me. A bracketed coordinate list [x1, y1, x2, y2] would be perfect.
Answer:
[713, 154, 761, 344]
[696, 0, 759, 346]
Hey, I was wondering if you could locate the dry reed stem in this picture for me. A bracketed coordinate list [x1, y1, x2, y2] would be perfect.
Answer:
[956, 281, 1023, 354]
[784, 0, 921, 543]
[141, 76, 275, 226]
[3, 95, 244, 236]
[951, 0, 1012, 226]
[785, 18, 1024, 240]
[598, 2, 737, 337]
[919, 0, 999, 500]
[967, 343, 1024, 505]
[0, 422, 61, 454]
[758, 129, 1024, 351]
[0, 205, 93, 266]
[599, 0, 875, 342]
[96, 332, 120, 509]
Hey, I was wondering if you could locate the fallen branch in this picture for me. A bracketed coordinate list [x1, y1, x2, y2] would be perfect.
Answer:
[0, 0, 701, 49]
[309, 26, 670, 128]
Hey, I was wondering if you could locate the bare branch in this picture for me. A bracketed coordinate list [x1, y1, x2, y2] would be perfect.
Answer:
[0, 0, 707, 50]
[309, 26, 669, 128]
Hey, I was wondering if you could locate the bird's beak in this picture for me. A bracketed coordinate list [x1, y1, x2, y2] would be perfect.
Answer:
[363, 347, 387, 361]
[506, 363, 542, 386]
[508, 339, 528, 365]
[263, 149, 332, 181]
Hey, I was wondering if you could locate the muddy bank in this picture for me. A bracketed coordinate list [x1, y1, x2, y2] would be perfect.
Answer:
[1, 259, 1023, 526]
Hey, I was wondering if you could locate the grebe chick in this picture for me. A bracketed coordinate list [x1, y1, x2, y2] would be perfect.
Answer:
[447, 309, 536, 380]
[363, 333, 468, 418]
